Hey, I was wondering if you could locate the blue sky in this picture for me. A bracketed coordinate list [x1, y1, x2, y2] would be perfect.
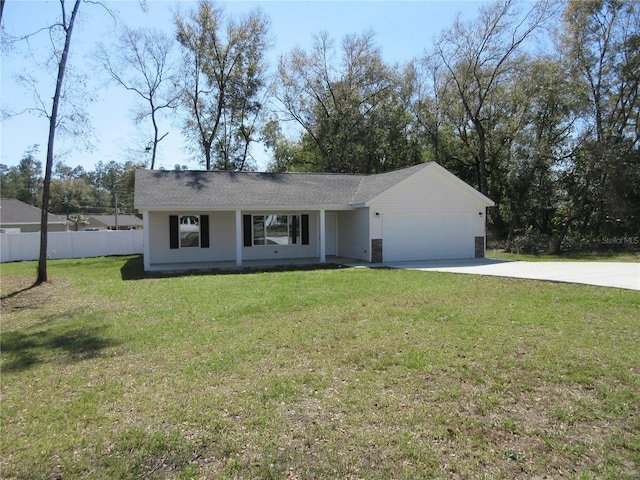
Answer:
[1, 0, 490, 172]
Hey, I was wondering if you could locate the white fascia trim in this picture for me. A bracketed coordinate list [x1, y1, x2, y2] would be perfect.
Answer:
[1, 223, 67, 226]
[136, 204, 355, 212]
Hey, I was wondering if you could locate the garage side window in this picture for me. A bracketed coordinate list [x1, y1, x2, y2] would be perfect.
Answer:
[169, 215, 209, 249]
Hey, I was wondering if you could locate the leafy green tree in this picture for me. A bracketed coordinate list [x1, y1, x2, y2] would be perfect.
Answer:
[502, 57, 576, 250]
[117, 161, 142, 214]
[53, 161, 86, 180]
[262, 119, 306, 172]
[553, 0, 640, 251]
[49, 176, 101, 216]
[175, 0, 270, 171]
[0, 146, 43, 205]
[91, 160, 142, 215]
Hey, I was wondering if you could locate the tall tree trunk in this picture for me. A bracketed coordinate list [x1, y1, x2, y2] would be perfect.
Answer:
[476, 125, 489, 197]
[150, 102, 159, 169]
[36, 0, 81, 285]
[552, 214, 575, 255]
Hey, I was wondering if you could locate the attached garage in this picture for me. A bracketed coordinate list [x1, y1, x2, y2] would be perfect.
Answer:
[383, 214, 474, 262]
[135, 162, 494, 271]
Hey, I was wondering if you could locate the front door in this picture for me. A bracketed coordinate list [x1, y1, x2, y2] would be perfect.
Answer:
[325, 213, 337, 256]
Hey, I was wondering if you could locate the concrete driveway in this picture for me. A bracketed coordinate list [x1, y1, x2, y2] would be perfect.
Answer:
[369, 258, 640, 291]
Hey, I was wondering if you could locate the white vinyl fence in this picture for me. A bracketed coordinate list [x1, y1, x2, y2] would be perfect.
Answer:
[0, 230, 143, 263]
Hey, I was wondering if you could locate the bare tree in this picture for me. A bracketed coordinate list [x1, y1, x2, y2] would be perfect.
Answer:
[2, 0, 109, 283]
[96, 26, 180, 169]
[277, 30, 405, 173]
[433, 0, 557, 196]
[37, 0, 82, 284]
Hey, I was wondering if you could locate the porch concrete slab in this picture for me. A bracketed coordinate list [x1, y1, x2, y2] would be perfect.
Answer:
[348, 258, 640, 291]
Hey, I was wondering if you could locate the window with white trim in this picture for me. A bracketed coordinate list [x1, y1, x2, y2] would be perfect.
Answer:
[252, 214, 301, 246]
[169, 214, 209, 249]
[180, 215, 200, 247]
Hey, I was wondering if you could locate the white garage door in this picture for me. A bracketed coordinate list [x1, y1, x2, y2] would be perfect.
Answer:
[383, 214, 474, 261]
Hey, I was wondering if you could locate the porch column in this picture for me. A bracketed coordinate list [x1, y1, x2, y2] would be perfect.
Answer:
[235, 209, 242, 267]
[319, 209, 326, 263]
[142, 210, 150, 271]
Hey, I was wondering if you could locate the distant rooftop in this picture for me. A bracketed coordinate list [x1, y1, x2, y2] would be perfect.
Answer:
[88, 215, 143, 227]
[0, 198, 67, 225]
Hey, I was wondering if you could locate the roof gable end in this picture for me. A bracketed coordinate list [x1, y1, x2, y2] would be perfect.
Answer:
[358, 162, 494, 207]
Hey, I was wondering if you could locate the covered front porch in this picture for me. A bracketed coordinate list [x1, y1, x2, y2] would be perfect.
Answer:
[233, 209, 337, 267]
[142, 207, 370, 272]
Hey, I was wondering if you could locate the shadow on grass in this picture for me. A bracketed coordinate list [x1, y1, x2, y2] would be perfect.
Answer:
[0, 283, 38, 303]
[120, 255, 147, 280]
[1, 308, 118, 373]
[120, 254, 345, 281]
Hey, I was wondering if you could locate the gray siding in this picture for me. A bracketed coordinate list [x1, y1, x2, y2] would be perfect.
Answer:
[148, 211, 236, 267]
[147, 210, 324, 269]
[337, 209, 370, 261]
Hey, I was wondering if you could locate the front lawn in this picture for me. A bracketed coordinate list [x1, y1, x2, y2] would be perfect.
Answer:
[1, 256, 639, 479]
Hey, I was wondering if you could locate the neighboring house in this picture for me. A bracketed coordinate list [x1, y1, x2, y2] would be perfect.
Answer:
[134, 162, 495, 272]
[85, 215, 143, 231]
[0, 198, 67, 233]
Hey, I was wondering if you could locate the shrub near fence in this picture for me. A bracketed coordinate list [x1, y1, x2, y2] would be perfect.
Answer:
[0, 230, 144, 263]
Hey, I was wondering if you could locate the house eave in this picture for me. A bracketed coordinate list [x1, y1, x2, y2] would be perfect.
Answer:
[135, 204, 355, 212]
[0, 221, 67, 225]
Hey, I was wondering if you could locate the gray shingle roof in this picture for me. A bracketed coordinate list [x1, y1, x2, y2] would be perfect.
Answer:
[0, 198, 67, 224]
[88, 215, 144, 227]
[135, 163, 433, 209]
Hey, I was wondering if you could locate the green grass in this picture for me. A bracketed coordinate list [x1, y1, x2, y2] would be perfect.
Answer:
[2, 255, 639, 479]
[487, 249, 640, 262]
